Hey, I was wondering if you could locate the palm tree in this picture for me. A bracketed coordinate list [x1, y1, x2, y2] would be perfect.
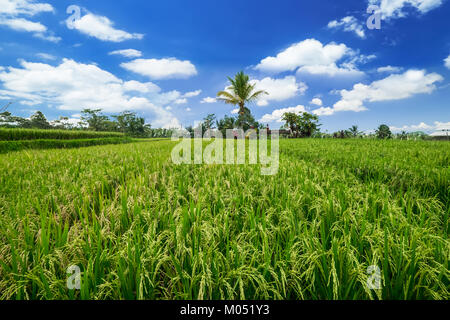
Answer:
[348, 125, 360, 138]
[217, 71, 268, 116]
[376, 124, 392, 139]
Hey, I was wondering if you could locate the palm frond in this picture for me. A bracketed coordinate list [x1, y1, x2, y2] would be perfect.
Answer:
[217, 71, 270, 111]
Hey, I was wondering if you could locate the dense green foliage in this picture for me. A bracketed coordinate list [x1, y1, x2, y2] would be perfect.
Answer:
[0, 139, 448, 300]
[376, 124, 393, 140]
[282, 112, 321, 138]
[1, 108, 175, 138]
[0, 128, 124, 141]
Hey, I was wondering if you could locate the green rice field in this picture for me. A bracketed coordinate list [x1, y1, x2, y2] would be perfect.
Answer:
[0, 139, 448, 300]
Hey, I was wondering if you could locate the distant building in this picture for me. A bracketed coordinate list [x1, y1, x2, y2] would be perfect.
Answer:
[430, 130, 450, 140]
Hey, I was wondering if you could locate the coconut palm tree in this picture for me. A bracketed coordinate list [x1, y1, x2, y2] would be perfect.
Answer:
[348, 125, 361, 138]
[217, 71, 268, 116]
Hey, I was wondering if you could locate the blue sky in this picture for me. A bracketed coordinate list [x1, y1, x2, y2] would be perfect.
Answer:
[0, 0, 449, 133]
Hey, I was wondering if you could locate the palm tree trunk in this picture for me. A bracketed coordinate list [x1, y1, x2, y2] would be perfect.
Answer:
[239, 103, 245, 116]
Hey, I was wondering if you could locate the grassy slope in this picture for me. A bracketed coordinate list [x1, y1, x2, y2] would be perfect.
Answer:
[0, 139, 448, 300]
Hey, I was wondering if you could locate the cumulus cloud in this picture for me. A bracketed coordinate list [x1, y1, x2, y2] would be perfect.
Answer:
[0, 59, 188, 128]
[251, 76, 308, 106]
[109, 49, 142, 58]
[255, 39, 365, 77]
[0, 0, 59, 41]
[121, 58, 198, 80]
[201, 97, 217, 104]
[368, 0, 444, 19]
[0, 0, 53, 15]
[377, 65, 403, 73]
[327, 16, 365, 38]
[310, 98, 323, 106]
[312, 107, 335, 116]
[390, 122, 432, 132]
[122, 80, 160, 93]
[390, 121, 450, 132]
[0, 17, 45, 32]
[259, 105, 306, 123]
[68, 12, 144, 42]
[183, 90, 202, 98]
[445, 55, 450, 69]
[329, 69, 443, 115]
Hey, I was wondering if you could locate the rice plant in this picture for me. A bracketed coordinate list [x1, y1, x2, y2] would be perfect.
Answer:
[0, 137, 133, 154]
[0, 139, 448, 300]
[0, 128, 124, 141]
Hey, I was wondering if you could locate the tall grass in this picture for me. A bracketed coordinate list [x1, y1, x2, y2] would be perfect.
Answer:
[0, 137, 133, 154]
[0, 139, 448, 300]
[0, 128, 124, 141]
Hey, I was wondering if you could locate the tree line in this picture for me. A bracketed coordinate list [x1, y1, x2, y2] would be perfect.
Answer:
[0, 108, 174, 138]
[1, 68, 438, 141]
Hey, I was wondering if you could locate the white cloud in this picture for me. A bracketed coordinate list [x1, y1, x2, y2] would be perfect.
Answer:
[255, 39, 365, 77]
[185, 107, 191, 112]
[390, 121, 450, 132]
[33, 31, 60, 43]
[231, 108, 239, 114]
[327, 16, 365, 38]
[50, 117, 86, 128]
[69, 13, 144, 42]
[297, 64, 364, 77]
[312, 107, 335, 116]
[201, 97, 217, 104]
[36, 53, 56, 60]
[310, 98, 323, 106]
[0, 0, 53, 16]
[445, 55, 450, 69]
[251, 76, 308, 106]
[123, 80, 160, 93]
[183, 90, 202, 98]
[390, 122, 433, 132]
[368, 0, 444, 19]
[330, 69, 443, 114]
[109, 49, 142, 58]
[174, 98, 187, 105]
[0, 17, 45, 32]
[0, 0, 58, 41]
[0, 59, 186, 128]
[377, 65, 402, 73]
[435, 121, 450, 130]
[121, 58, 197, 80]
[259, 105, 306, 123]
